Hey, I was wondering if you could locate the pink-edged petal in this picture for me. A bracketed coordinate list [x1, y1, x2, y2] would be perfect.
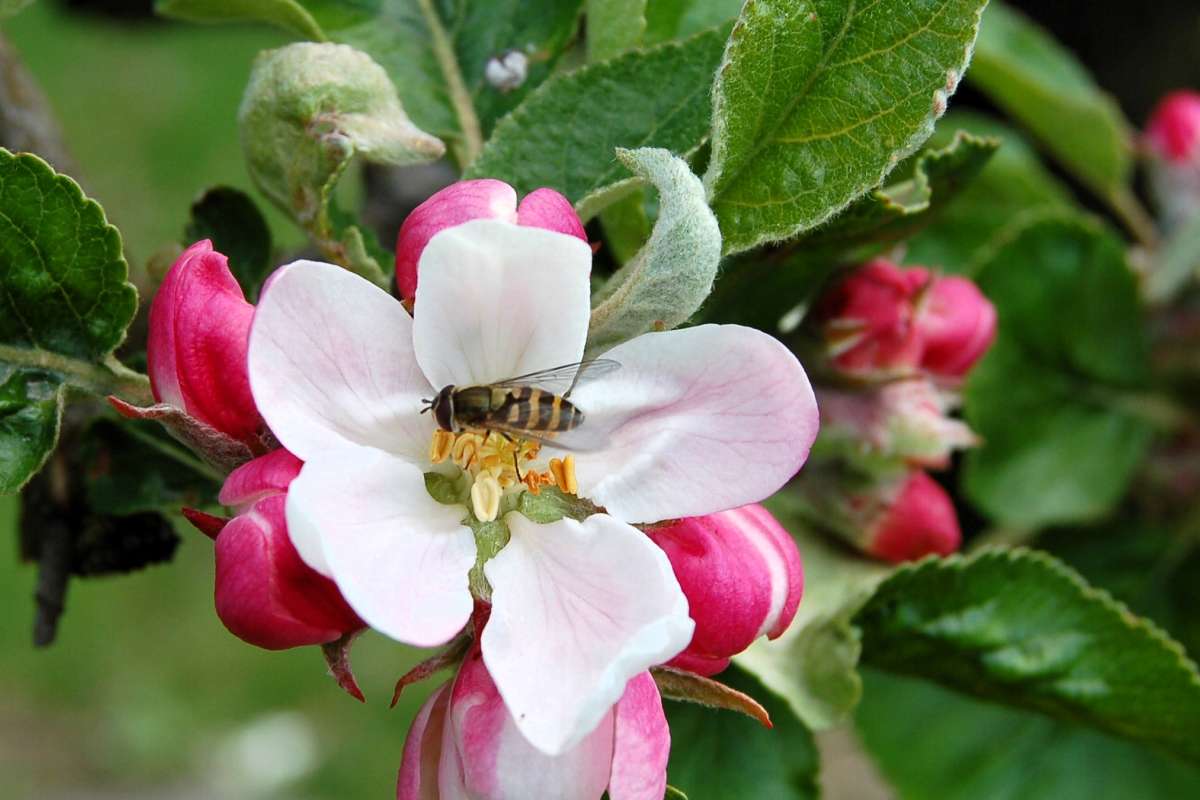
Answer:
[398, 682, 455, 800]
[568, 324, 819, 523]
[412, 219, 592, 390]
[482, 513, 693, 756]
[215, 494, 362, 650]
[218, 447, 303, 509]
[608, 672, 670, 800]
[445, 646, 614, 800]
[248, 260, 433, 464]
[395, 179, 518, 302]
[286, 448, 476, 647]
[517, 188, 588, 242]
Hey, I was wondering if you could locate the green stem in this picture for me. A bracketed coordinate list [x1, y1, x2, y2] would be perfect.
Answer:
[0, 344, 152, 405]
[1109, 187, 1159, 250]
[416, 0, 483, 166]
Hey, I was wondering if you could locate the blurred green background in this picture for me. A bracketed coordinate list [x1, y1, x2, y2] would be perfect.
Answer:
[0, 4, 429, 799]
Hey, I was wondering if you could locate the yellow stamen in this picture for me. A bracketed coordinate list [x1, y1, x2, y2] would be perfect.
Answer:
[429, 429, 455, 463]
[470, 473, 503, 522]
[549, 455, 578, 495]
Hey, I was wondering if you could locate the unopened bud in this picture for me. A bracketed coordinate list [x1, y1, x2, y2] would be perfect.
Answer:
[1145, 90, 1200, 230]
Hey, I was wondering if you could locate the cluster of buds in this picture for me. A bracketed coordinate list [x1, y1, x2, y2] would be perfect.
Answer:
[1145, 90, 1200, 232]
[802, 258, 996, 562]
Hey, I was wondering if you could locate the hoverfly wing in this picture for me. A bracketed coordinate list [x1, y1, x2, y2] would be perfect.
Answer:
[489, 358, 621, 396]
[478, 421, 610, 453]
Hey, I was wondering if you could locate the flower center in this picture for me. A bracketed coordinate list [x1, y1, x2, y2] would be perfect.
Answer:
[428, 429, 578, 522]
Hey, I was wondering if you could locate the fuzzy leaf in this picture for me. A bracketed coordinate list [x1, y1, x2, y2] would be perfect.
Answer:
[665, 666, 819, 800]
[651, 666, 771, 727]
[108, 398, 255, 475]
[586, 148, 721, 354]
[858, 670, 1200, 800]
[0, 149, 141, 493]
[184, 186, 273, 301]
[705, 0, 988, 254]
[856, 548, 1200, 764]
[969, 2, 1132, 202]
[963, 212, 1153, 527]
[733, 496, 890, 729]
[465, 26, 729, 212]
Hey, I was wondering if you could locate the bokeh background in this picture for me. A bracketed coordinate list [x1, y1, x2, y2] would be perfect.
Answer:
[1, 1, 1198, 798]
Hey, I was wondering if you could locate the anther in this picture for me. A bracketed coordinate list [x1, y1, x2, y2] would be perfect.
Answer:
[470, 473, 503, 522]
[428, 429, 455, 463]
[549, 455, 578, 495]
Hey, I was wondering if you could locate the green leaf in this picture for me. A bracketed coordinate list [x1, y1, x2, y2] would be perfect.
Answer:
[969, 2, 1133, 205]
[705, 0, 988, 254]
[902, 111, 1073, 272]
[805, 130, 999, 249]
[0, 0, 35, 19]
[0, 148, 144, 493]
[644, 0, 742, 44]
[858, 669, 1200, 800]
[155, 0, 328, 39]
[465, 25, 729, 211]
[585, 148, 721, 354]
[963, 212, 1154, 527]
[733, 495, 890, 729]
[665, 666, 819, 800]
[587, 0, 647, 61]
[855, 547, 1200, 764]
[184, 186, 273, 301]
[238, 41, 444, 285]
[0, 368, 62, 494]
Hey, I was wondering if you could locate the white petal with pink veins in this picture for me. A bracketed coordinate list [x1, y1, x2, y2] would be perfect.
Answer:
[248, 260, 434, 464]
[412, 219, 592, 390]
[482, 513, 693, 756]
[567, 324, 819, 523]
[286, 448, 476, 647]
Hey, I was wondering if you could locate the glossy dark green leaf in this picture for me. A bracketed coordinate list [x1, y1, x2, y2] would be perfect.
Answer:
[963, 212, 1153, 527]
[705, 0, 989, 254]
[465, 25, 729, 210]
[856, 547, 1200, 763]
[665, 666, 819, 800]
[0, 368, 63, 494]
[184, 186, 273, 300]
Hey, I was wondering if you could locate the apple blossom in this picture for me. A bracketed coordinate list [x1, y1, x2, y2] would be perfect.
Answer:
[863, 470, 961, 563]
[147, 240, 263, 444]
[1146, 90, 1200, 230]
[398, 640, 669, 800]
[394, 179, 586, 302]
[187, 448, 362, 650]
[646, 504, 803, 677]
[248, 206, 818, 755]
[916, 275, 996, 379]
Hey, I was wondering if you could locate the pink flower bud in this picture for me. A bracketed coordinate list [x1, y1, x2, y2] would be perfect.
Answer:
[1146, 90, 1200, 163]
[917, 275, 996, 379]
[398, 643, 669, 800]
[394, 179, 587, 301]
[817, 259, 929, 376]
[148, 240, 262, 444]
[865, 470, 961, 563]
[646, 504, 803, 677]
[207, 449, 362, 649]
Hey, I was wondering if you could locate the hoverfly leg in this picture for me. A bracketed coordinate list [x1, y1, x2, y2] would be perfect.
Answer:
[512, 450, 523, 481]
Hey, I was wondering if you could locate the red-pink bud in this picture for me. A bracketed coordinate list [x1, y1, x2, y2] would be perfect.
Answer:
[866, 471, 961, 563]
[817, 259, 928, 376]
[148, 240, 262, 444]
[916, 275, 996, 379]
[209, 449, 362, 650]
[394, 179, 587, 302]
[646, 504, 803, 677]
[1146, 90, 1200, 163]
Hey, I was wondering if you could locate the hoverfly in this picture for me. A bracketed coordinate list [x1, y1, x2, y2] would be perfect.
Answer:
[421, 359, 621, 447]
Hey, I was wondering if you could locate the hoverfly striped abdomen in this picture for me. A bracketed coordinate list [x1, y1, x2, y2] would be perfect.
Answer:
[498, 386, 584, 433]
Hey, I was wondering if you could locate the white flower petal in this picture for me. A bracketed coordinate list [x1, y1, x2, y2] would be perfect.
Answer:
[482, 513, 693, 756]
[249, 260, 433, 463]
[286, 448, 476, 647]
[412, 219, 592, 389]
[568, 324, 819, 523]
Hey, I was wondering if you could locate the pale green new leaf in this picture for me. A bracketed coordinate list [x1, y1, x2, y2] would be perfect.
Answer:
[0, 149, 142, 492]
[586, 149, 721, 354]
[856, 548, 1200, 764]
[706, 0, 989, 255]
[969, 2, 1133, 205]
[733, 496, 890, 729]
[587, 0, 647, 61]
[466, 26, 729, 212]
[155, 0, 327, 39]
